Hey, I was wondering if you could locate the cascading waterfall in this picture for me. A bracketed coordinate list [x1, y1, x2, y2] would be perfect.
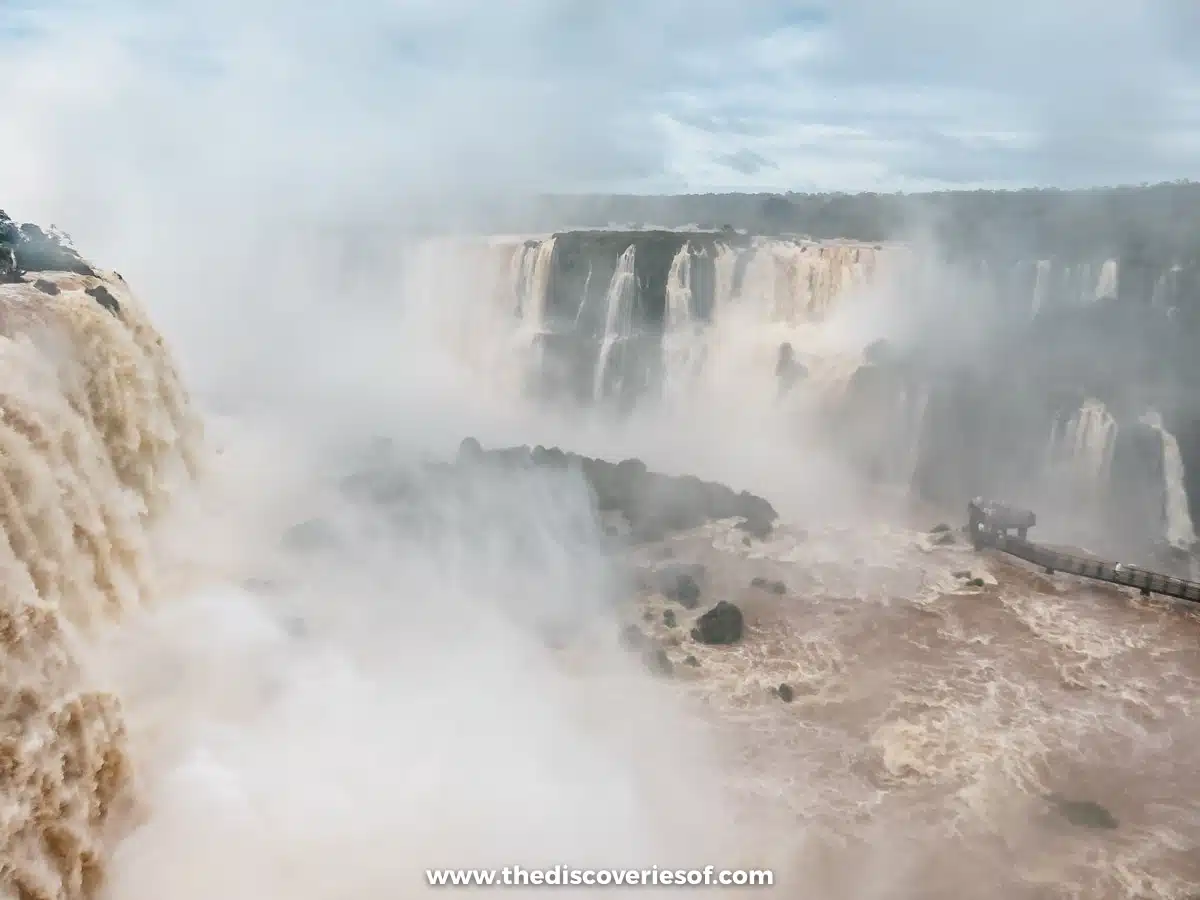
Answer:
[1095, 258, 1119, 301]
[651, 239, 893, 427]
[1140, 410, 1198, 549]
[895, 384, 931, 488]
[0, 263, 200, 900]
[511, 237, 556, 332]
[725, 240, 877, 324]
[407, 233, 1197, 558]
[1046, 399, 1119, 511]
[591, 245, 638, 402]
[660, 243, 706, 399]
[710, 242, 739, 318]
[1031, 259, 1051, 316]
[663, 243, 694, 332]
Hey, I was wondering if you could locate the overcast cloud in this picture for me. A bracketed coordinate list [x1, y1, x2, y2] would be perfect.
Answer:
[0, 0, 1196, 228]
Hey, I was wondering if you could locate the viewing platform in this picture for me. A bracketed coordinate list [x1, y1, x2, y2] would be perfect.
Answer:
[967, 498, 1200, 605]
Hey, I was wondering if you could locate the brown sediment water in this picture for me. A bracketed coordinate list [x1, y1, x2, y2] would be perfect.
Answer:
[630, 520, 1200, 899]
[0, 270, 200, 900]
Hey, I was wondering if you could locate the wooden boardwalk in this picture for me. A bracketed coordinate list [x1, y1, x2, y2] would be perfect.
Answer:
[967, 499, 1200, 605]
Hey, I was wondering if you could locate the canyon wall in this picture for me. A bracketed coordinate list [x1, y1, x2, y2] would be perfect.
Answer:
[408, 228, 1199, 559]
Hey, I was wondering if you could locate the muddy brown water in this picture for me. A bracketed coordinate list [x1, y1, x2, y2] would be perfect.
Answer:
[624, 520, 1200, 899]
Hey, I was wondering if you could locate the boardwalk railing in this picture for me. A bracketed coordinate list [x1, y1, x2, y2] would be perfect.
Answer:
[967, 499, 1200, 605]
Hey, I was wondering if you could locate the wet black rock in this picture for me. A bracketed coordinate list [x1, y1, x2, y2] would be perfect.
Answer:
[32, 279, 59, 296]
[750, 576, 787, 595]
[643, 646, 673, 676]
[457, 436, 483, 461]
[933, 531, 956, 546]
[653, 562, 704, 608]
[453, 438, 778, 542]
[970, 577, 985, 587]
[930, 523, 952, 533]
[85, 284, 120, 316]
[1043, 794, 1119, 830]
[691, 600, 744, 645]
[662, 609, 677, 628]
[736, 516, 774, 540]
[776, 342, 808, 394]
[684, 654, 699, 667]
[776, 683, 795, 703]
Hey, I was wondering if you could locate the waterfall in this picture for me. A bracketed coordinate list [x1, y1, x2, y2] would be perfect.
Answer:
[1095, 258, 1119, 301]
[661, 243, 707, 399]
[711, 242, 739, 320]
[591, 245, 638, 402]
[511, 237, 556, 332]
[1140, 410, 1198, 550]
[1031, 259, 1051, 316]
[664, 242, 693, 331]
[897, 384, 931, 488]
[1047, 399, 1119, 502]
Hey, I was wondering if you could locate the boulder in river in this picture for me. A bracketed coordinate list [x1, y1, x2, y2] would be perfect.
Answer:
[750, 576, 787, 595]
[643, 646, 673, 676]
[653, 562, 704, 608]
[691, 600, 744, 645]
[1043, 793, 1119, 830]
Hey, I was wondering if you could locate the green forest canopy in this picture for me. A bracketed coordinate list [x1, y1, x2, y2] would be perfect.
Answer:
[507, 181, 1200, 265]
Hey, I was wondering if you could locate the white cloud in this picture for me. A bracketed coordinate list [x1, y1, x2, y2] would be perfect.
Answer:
[0, 0, 1196, 237]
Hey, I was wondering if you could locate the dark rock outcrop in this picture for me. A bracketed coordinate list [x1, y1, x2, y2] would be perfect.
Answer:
[750, 576, 786, 595]
[451, 439, 777, 542]
[651, 562, 705, 608]
[691, 600, 744, 645]
[1043, 793, 1119, 830]
[86, 284, 121, 316]
[776, 342, 807, 394]
[643, 646, 673, 676]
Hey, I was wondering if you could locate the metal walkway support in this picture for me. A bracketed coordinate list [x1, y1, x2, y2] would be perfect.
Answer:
[967, 499, 1200, 605]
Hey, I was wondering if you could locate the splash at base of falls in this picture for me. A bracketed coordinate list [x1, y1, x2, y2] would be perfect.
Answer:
[0, 261, 201, 900]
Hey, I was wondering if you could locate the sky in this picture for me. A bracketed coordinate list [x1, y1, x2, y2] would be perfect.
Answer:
[0, 0, 1198, 212]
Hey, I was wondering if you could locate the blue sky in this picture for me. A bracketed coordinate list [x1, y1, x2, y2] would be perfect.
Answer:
[1, 0, 1199, 207]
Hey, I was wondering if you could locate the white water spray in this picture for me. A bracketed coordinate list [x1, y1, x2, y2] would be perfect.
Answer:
[1140, 410, 1197, 550]
[592, 245, 638, 402]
